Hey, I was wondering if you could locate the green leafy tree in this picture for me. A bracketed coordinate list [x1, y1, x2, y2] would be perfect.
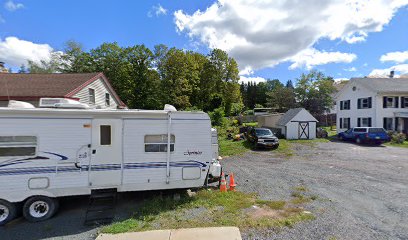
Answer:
[266, 85, 296, 112]
[294, 70, 336, 114]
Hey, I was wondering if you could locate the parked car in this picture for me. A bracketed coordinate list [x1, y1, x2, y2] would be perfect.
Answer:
[316, 127, 328, 138]
[247, 127, 279, 149]
[338, 127, 390, 144]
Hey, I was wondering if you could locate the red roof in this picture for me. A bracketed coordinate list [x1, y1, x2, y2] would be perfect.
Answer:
[0, 72, 125, 106]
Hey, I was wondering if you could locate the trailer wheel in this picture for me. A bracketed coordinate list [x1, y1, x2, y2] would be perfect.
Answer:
[0, 199, 18, 226]
[23, 196, 59, 222]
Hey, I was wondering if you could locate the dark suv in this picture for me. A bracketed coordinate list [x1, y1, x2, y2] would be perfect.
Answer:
[247, 127, 279, 149]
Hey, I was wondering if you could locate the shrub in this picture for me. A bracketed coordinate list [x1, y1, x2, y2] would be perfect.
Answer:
[230, 103, 244, 116]
[391, 132, 406, 144]
[209, 107, 226, 127]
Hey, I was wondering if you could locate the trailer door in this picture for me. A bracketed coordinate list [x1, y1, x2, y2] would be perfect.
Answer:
[90, 119, 122, 188]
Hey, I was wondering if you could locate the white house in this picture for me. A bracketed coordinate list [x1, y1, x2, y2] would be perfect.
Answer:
[277, 108, 318, 139]
[335, 77, 408, 134]
[0, 72, 125, 109]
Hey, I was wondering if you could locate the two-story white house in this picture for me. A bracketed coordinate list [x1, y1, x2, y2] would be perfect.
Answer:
[335, 77, 408, 134]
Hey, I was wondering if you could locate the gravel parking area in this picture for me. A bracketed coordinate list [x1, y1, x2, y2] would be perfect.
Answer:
[1, 141, 407, 240]
[223, 141, 408, 240]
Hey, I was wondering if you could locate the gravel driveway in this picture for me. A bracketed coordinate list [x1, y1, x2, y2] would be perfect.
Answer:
[222, 141, 408, 240]
[1, 141, 407, 240]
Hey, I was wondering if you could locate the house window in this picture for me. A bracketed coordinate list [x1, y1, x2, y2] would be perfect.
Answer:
[105, 93, 110, 106]
[383, 118, 393, 130]
[100, 125, 111, 145]
[340, 118, 350, 129]
[340, 100, 350, 110]
[145, 134, 175, 152]
[357, 118, 372, 127]
[0, 136, 37, 157]
[357, 97, 372, 109]
[383, 96, 399, 108]
[88, 88, 95, 104]
[401, 97, 408, 108]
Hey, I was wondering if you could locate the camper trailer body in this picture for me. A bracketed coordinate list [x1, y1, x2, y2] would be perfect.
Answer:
[0, 106, 221, 224]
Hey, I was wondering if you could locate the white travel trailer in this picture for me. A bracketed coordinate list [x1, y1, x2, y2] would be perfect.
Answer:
[0, 100, 221, 225]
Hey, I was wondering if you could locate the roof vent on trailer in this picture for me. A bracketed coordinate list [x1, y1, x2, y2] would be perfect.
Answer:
[8, 100, 35, 108]
[164, 104, 177, 112]
[39, 98, 90, 109]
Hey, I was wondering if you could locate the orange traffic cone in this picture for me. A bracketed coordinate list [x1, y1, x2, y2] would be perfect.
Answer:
[229, 173, 236, 192]
[219, 172, 227, 192]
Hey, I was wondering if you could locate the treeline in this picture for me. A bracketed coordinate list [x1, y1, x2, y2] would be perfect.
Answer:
[23, 41, 336, 116]
[240, 71, 336, 115]
[25, 42, 242, 115]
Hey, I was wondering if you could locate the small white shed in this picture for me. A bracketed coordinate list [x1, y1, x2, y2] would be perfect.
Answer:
[277, 108, 318, 139]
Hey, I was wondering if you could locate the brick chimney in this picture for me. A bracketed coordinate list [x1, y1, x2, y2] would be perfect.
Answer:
[0, 62, 9, 73]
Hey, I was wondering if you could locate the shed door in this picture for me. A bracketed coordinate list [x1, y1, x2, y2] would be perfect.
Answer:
[90, 119, 122, 188]
[298, 122, 309, 139]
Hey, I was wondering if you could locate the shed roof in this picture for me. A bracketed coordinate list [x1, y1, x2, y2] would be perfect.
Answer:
[277, 108, 317, 126]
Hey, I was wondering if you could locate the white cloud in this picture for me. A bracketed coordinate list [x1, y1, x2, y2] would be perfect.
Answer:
[380, 50, 408, 63]
[289, 48, 357, 70]
[0, 36, 54, 67]
[344, 67, 357, 72]
[239, 75, 266, 85]
[174, 0, 408, 71]
[368, 64, 408, 77]
[148, 4, 167, 17]
[4, 0, 24, 11]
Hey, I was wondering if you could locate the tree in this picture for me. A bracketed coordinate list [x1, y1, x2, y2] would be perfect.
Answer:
[18, 64, 27, 73]
[286, 80, 294, 89]
[294, 70, 336, 114]
[266, 85, 296, 113]
[28, 52, 63, 73]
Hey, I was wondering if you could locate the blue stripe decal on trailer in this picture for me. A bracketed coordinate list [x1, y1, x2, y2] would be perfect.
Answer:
[0, 160, 206, 176]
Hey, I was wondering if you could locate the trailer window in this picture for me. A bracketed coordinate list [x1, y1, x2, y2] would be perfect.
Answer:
[100, 125, 111, 145]
[145, 134, 175, 152]
[0, 136, 37, 157]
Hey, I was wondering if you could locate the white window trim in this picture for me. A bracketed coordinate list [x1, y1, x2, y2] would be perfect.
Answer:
[88, 88, 96, 104]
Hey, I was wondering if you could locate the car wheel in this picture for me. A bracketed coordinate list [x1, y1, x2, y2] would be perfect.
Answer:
[23, 196, 59, 223]
[0, 199, 18, 226]
[339, 135, 344, 141]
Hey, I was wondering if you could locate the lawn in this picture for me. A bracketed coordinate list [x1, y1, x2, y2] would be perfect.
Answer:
[102, 190, 315, 234]
[384, 141, 408, 148]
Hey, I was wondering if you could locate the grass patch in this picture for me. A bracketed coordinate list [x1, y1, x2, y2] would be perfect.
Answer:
[242, 122, 258, 127]
[384, 141, 408, 148]
[255, 200, 286, 210]
[274, 139, 294, 157]
[290, 191, 317, 204]
[102, 190, 314, 234]
[293, 186, 309, 192]
[219, 139, 252, 157]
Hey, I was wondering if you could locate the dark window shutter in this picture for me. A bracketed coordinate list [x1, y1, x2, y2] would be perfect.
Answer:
[368, 97, 372, 108]
[347, 118, 351, 128]
[357, 118, 361, 127]
[368, 118, 372, 127]
[358, 99, 362, 109]
[340, 101, 344, 110]
[347, 100, 351, 109]
[401, 97, 405, 108]
[395, 118, 399, 131]
[395, 97, 399, 108]
[383, 97, 387, 108]
[383, 118, 387, 129]
[340, 118, 343, 128]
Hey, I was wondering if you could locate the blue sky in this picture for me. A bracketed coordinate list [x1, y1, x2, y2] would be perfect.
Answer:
[1, 0, 408, 84]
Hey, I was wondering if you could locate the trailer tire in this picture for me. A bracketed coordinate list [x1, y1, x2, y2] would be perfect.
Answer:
[0, 199, 18, 226]
[23, 196, 59, 223]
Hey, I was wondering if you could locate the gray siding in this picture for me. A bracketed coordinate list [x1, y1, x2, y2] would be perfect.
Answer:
[73, 78, 119, 109]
